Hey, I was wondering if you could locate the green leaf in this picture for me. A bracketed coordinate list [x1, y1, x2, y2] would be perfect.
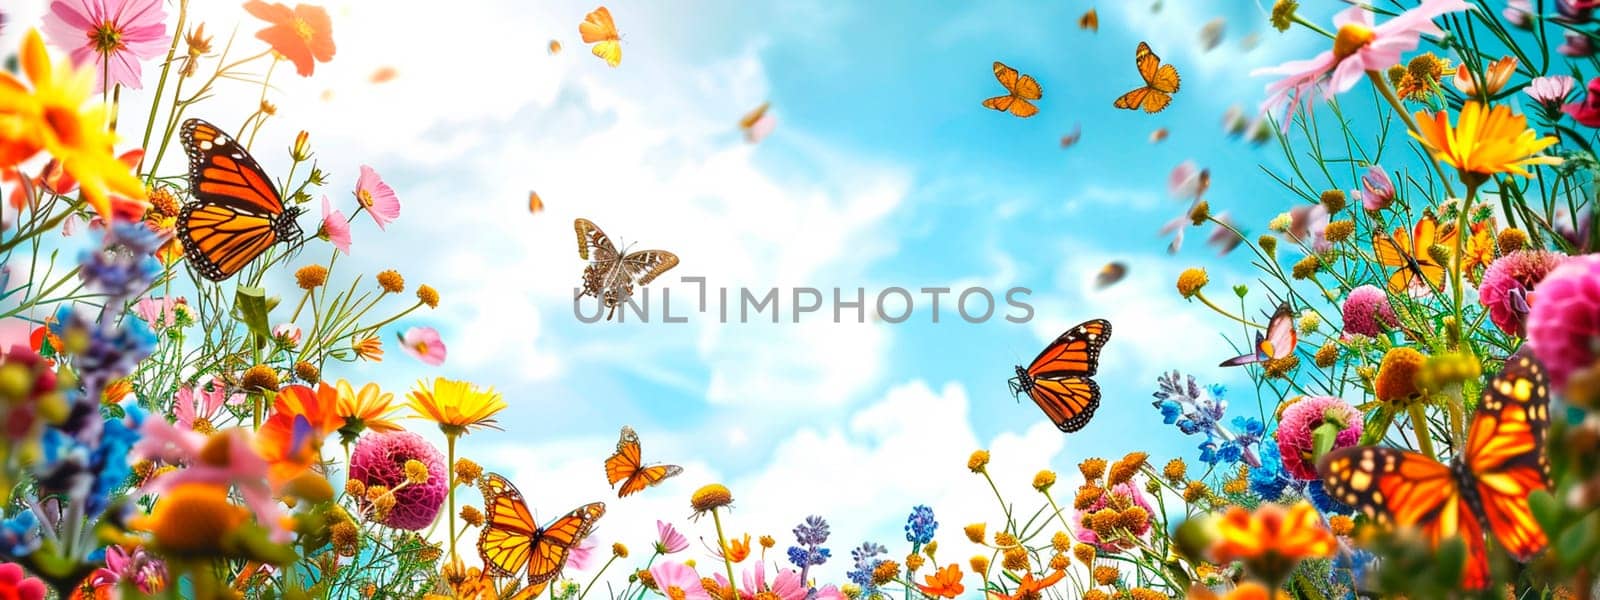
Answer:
[233, 285, 273, 339]
[1311, 421, 1342, 463]
[1361, 406, 1395, 446]
[1529, 490, 1562, 536]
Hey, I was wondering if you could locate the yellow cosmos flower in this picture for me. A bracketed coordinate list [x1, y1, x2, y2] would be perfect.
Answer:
[406, 377, 506, 436]
[335, 379, 404, 436]
[1411, 101, 1561, 181]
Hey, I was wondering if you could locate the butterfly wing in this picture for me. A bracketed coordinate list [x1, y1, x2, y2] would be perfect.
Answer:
[529, 192, 544, 214]
[1320, 446, 1490, 588]
[1262, 303, 1297, 359]
[620, 250, 679, 286]
[1027, 377, 1100, 433]
[179, 119, 298, 281]
[620, 464, 685, 497]
[1218, 332, 1267, 367]
[1078, 9, 1098, 32]
[178, 203, 281, 281]
[579, 7, 621, 66]
[984, 62, 1039, 117]
[1026, 319, 1111, 378]
[1113, 87, 1153, 112]
[1467, 355, 1552, 562]
[182, 119, 286, 214]
[574, 218, 618, 262]
[478, 473, 538, 579]
[527, 503, 606, 586]
[605, 426, 643, 487]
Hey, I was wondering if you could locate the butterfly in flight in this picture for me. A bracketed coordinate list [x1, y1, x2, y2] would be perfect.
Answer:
[1094, 262, 1127, 289]
[1149, 127, 1169, 144]
[478, 473, 606, 595]
[1113, 42, 1180, 113]
[548, 40, 563, 55]
[1374, 215, 1457, 294]
[1219, 303, 1295, 367]
[1059, 124, 1082, 149]
[1320, 354, 1552, 589]
[574, 218, 679, 320]
[177, 119, 304, 281]
[740, 102, 777, 144]
[982, 62, 1042, 118]
[605, 426, 683, 498]
[1078, 8, 1098, 32]
[1009, 319, 1111, 433]
[579, 6, 621, 67]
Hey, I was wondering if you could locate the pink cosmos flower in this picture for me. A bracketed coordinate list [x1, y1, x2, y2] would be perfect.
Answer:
[273, 323, 302, 347]
[567, 538, 598, 571]
[43, 0, 169, 91]
[133, 296, 185, 329]
[649, 561, 711, 600]
[1561, 31, 1598, 57]
[354, 166, 400, 229]
[1357, 166, 1396, 210]
[1276, 395, 1363, 480]
[1159, 214, 1187, 255]
[319, 195, 351, 254]
[1527, 76, 1577, 110]
[87, 544, 166, 594]
[1565, 77, 1600, 127]
[133, 422, 291, 543]
[1168, 161, 1209, 200]
[1207, 212, 1244, 256]
[1527, 254, 1600, 390]
[1504, 0, 1533, 28]
[1252, 1, 1471, 126]
[723, 562, 806, 600]
[657, 520, 689, 554]
[173, 377, 239, 432]
[399, 326, 446, 366]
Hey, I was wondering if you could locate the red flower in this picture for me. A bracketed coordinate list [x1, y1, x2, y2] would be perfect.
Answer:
[1564, 76, 1600, 127]
[243, 1, 335, 77]
[0, 563, 45, 600]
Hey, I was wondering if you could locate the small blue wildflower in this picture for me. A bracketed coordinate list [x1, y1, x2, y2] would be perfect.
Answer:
[1157, 400, 1182, 425]
[1207, 383, 1227, 399]
[0, 510, 39, 556]
[1248, 441, 1290, 501]
[1307, 480, 1353, 515]
[794, 515, 830, 546]
[904, 505, 937, 545]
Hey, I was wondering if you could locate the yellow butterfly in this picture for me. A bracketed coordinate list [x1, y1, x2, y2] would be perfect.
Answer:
[1113, 42, 1180, 114]
[579, 6, 621, 67]
[982, 62, 1042, 118]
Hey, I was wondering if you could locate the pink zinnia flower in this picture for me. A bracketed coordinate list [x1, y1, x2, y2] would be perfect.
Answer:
[650, 561, 711, 600]
[1276, 395, 1363, 480]
[1341, 285, 1399, 336]
[1527, 254, 1600, 390]
[1357, 165, 1396, 210]
[1479, 250, 1568, 336]
[354, 165, 400, 229]
[173, 377, 239, 432]
[1072, 481, 1155, 550]
[657, 520, 689, 554]
[43, 0, 168, 91]
[319, 195, 351, 254]
[1252, 1, 1471, 126]
[398, 326, 446, 366]
[1565, 77, 1600, 126]
[1528, 75, 1577, 110]
[348, 431, 447, 530]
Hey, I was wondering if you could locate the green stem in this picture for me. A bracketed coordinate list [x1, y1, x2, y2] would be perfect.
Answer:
[576, 555, 617, 600]
[1365, 70, 1458, 200]
[447, 433, 459, 562]
[1406, 403, 1438, 459]
[139, 0, 187, 172]
[1193, 291, 1266, 329]
[1450, 181, 1483, 350]
[981, 471, 1013, 533]
[711, 508, 739, 599]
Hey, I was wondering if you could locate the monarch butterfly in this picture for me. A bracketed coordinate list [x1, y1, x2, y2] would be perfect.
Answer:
[177, 119, 303, 281]
[1319, 354, 1552, 589]
[1374, 215, 1458, 294]
[1113, 42, 1180, 113]
[1219, 303, 1296, 367]
[478, 473, 606, 593]
[1008, 319, 1111, 433]
[574, 218, 679, 320]
[605, 426, 683, 498]
[579, 6, 621, 67]
[982, 61, 1042, 118]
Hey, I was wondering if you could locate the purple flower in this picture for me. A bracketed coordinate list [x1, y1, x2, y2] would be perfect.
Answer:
[1528, 75, 1578, 110]
[1562, 31, 1599, 57]
[1341, 285, 1399, 337]
[1358, 166, 1396, 210]
[1479, 250, 1568, 336]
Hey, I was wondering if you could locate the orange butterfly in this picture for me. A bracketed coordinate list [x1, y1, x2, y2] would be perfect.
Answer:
[579, 6, 621, 67]
[982, 62, 1042, 118]
[605, 426, 683, 498]
[1373, 215, 1458, 294]
[1320, 354, 1552, 589]
[1113, 42, 1180, 113]
[528, 191, 544, 214]
[1008, 319, 1111, 432]
[1149, 127, 1169, 143]
[478, 473, 605, 594]
[177, 119, 303, 281]
[1078, 9, 1098, 32]
[369, 66, 397, 84]
[548, 40, 563, 55]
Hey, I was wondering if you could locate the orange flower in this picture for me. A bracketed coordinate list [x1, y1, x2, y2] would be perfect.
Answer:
[1209, 502, 1335, 583]
[917, 564, 965, 598]
[724, 533, 752, 563]
[334, 379, 403, 436]
[243, 2, 336, 77]
[985, 569, 1063, 600]
[1187, 582, 1288, 600]
[1461, 222, 1494, 282]
[1452, 56, 1516, 96]
[256, 382, 342, 484]
[352, 335, 383, 362]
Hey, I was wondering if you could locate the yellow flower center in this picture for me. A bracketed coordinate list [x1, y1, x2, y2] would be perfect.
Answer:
[43, 106, 85, 149]
[1332, 23, 1375, 60]
[293, 17, 315, 42]
[191, 416, 215, 435]
[357, 189, 374, 208]
[90, 21, 123, 54]
[666, 587, 687, 600]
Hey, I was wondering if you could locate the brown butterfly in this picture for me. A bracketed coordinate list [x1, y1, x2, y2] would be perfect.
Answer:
[982, 62, 1041, 118]
[574, 218, 679, 320]
[1078, 9, 1098, 32]
[1060, 124, 1082, 149]
[1113, 42, 1180, 113]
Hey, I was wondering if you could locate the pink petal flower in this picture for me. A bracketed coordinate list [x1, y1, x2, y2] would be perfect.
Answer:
[1276, 395, 1363, 480]
[319, 195, 351, 255]
[398, 326, 446, 366]
[354, 165, 401, 229]
[43, 0, 169, 92]
[1528, 254, 1600, 390]
[134, 423, 291, 543]
[650, 562, 711, 600]
[657, 519, 689, 554]
[273, 323, 302, 347]
[1358, 166, 1396, 210]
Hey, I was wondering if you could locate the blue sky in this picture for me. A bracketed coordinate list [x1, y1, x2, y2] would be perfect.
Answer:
[2, 0, 1376, 585]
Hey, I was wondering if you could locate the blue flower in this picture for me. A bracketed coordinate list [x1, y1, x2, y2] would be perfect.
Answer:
[1157, 400, 1182, 425]
[1307, 480, 1353, 515]
[1248, 441, 1290, 501]
[0, 510, 39, 556]
[1216, 441, 1243, 464]
[1198, 439, 1221, 465]
[78, 224, 163, 301]
[846, 541, 887, 595]
[1176, 418, 1204, 435]
[904, 505, 937, 545]
[1207, 384, 1227, 399]
[794, 515, 830, 546]
[1232, 416, 1265, 438]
